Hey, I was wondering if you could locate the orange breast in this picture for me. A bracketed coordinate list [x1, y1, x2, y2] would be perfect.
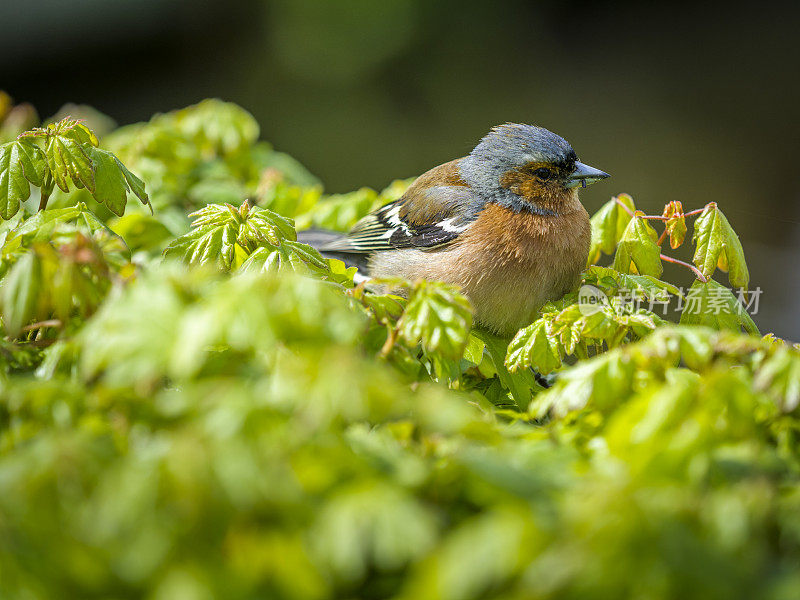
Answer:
[368, 196, 591, 336]
[443, 200, 591, 334]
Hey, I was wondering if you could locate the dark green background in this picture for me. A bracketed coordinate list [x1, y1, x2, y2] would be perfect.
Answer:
[3, 0, 799, 338]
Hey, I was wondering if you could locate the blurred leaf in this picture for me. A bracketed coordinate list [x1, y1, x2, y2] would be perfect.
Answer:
[0, 251, 42, 335]
[311, 482, 437, 582]
[754, 346, 800, 412]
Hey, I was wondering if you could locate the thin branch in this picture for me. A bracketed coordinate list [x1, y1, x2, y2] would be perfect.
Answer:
[660, 254, 708, 282]
[683, 207, 706, 217]
[21, 319, 62, 332]
[614, 199, 708, 222]
[614, 197, 635, 217]
[379, 326, 399, 359]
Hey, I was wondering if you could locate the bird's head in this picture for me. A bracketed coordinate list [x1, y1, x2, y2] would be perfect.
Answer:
[459, 123, 609, 215]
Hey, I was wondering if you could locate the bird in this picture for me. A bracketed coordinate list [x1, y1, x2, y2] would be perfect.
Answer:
[309, 123, 609, 336]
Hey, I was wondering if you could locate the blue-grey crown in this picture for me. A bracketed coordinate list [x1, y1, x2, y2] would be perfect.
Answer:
[459, 123, 577, 214]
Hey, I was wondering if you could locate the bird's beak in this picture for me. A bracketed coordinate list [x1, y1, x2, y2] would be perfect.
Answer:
[565, 161, 610, 188]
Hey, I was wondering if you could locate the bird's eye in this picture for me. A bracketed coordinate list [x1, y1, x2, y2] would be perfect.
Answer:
[532, 167, 553, 180]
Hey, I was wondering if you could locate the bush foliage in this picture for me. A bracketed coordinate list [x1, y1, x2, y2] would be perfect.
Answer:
[0, 96, 799, 599]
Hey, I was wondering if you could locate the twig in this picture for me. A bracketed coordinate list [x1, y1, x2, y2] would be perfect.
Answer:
[614, 198, 708, 221]
[379, 326, 399, 358]
[21, 319, 62, 332]
[614, 197, 635, 217]
[660, 254, 708, 282]
[683, 208, 706, 217]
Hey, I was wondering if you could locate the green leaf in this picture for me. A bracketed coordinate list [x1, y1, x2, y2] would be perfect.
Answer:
[46, 136, 94, 193]
[113, 154, 151, 213]
[585, 266, 682, 300]
[0, 140, 47, 219]
[587, 193, 635, 264]
[62, 122, 99, 148]
[398, 280, 473, 361]
[87, 147, 129, 216]
[165, 202, 301, 272]
[612, 212, 663, 277]
[506, 319, 563, 375]
[473, 328, 541, 410]
[82, 148, 152, 216]
[692, 202, 749, 289]
[678, 279, 759, 334]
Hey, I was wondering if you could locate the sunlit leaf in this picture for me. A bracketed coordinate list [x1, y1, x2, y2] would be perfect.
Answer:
[678, 279, 759, 334]
[506, 319, 562, 375]
[398, 280, 473, 361]
[587, 193, 635, 264]
[612, 212, 663, 277]
[0, 140, 46, 218]
[662, 200, 687, 249]
[692, 202, 749, 289]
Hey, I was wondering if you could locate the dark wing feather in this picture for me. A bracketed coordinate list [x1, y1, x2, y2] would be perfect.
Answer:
[321, 161, 484, 254]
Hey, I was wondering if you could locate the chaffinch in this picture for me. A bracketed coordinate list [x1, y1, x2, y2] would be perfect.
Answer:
[317, 123, 609, 336]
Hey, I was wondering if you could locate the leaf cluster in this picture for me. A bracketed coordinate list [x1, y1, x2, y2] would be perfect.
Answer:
[0, 118, 150, 219]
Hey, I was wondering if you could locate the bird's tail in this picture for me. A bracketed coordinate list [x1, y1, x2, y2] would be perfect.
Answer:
[297, 228, 371, 273]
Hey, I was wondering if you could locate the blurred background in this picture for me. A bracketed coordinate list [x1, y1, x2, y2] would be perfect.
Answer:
[2, 0, 799, 339]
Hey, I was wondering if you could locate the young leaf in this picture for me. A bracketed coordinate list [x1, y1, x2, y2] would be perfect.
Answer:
[113, 154, 151, 213]
[587, 193, 635, 264]
[398, 280, 473, 361]
[692, 202, 749, 289]
[678, 279, 759, 334]
[585, 266, 682, 300]
[0, 140, 46, 219]
[164, 202, 317, 275]
[83, 148, 152, 216]
[88, 147, 129, 216]
[506, 319, 563, 375]
[61, 122, 99, 148]
[662, 200, 687, 249]
[612, 212, 663, 277]
[46, 136, 94, 193]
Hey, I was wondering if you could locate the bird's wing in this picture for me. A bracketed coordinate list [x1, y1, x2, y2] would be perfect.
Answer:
[321, 159, 484, 253]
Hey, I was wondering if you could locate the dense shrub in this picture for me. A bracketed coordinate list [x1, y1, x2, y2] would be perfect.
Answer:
[0, 96, 798, 599]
